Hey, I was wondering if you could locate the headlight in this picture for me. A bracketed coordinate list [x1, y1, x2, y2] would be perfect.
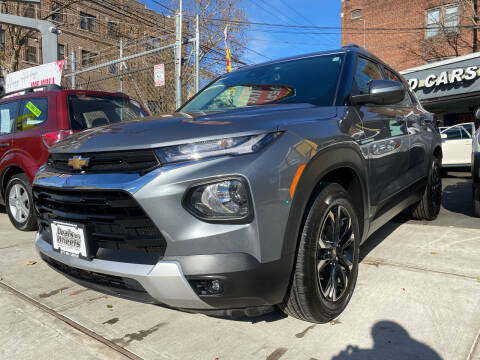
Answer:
[183, 179, 252, 222]
[155, 132, 281, 164]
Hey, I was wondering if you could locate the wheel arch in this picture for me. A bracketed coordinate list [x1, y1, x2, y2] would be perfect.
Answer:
[433, 145, 443, 161]
[1, 165, 26, 200]
[282, 143, 369, 258]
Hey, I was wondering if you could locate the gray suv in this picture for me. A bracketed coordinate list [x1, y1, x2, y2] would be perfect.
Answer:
[33, 45, 442, 323]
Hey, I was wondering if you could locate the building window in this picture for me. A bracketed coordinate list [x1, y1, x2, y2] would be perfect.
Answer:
[445, 6, 459, 31]
[80, 12, 96, 32]
[81, 50, 97, 67]
[351, 9, 361, 19]
[426, 6, 459, 38]
[109, 64, 117, 74]
[24, 4, 35, 18]
[58, 44, 65, 61]
[25, 46, 37, 63]
[107, 22, 119, 39]
[57, 44, 68, 70]
[51, 3, 64, 23]
[0, 29, 5, 50]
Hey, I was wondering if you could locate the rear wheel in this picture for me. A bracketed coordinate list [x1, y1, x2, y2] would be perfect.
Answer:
[280, 183, 360, 323]
[410, 158, 442, 221]
[5, 174, 37, 231]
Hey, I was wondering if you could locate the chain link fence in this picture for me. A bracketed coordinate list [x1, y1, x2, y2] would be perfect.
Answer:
[62, 38, 179, 114]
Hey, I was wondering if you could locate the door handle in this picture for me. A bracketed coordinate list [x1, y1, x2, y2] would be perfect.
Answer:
[0, 143, 10, 148]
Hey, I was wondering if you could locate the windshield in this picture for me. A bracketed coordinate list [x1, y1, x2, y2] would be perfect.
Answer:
[181, 53, 344, 112]
[68, 95, 148, 130]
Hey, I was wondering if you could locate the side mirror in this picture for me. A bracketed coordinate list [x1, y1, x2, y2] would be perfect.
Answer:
[475, 107, 480, 121]
[440, 133, 447, 140]
[351, 80, 406, 106]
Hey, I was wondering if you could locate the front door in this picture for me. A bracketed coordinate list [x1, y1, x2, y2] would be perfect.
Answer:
[353, 57, 411, 218]
[441, 125, 472, 167]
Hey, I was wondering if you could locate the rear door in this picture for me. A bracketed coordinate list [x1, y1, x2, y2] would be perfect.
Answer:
[0, 100, 18, 162]
[353, 57, 411, 216]
[441, 125, 472, 166]
[384, 68, 430, 183]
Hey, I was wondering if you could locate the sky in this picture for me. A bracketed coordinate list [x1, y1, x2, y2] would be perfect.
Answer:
[139, 0, 342, 66]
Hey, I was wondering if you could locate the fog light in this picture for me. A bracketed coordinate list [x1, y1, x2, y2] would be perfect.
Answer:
[184, 178, 252, 222]
[190, 279, 224, 295]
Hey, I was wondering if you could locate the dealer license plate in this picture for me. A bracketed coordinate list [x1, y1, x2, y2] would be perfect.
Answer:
[51, 221, 87, 258]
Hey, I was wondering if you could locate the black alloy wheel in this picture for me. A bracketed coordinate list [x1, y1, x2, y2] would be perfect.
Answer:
[281, 183, 360, 323]
[317, 205, 355, 302]
[410, 157, 442, 221]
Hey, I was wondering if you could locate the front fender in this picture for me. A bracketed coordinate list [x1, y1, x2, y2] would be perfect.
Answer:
[281, 142, 370, 258]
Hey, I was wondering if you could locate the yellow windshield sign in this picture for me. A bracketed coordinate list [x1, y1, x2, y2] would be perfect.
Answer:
[26, 101, 42, 118]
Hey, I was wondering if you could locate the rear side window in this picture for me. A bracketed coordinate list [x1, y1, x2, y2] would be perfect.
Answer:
[0, 101, 18, 135]
[68, 95, 147, 131]
[17, 98, 48, 132]
[354, 57, 384, 95]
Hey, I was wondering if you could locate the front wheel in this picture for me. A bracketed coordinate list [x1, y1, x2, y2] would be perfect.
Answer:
[473, 187, 480, 217]
[280, 183, 360, 323]
[5, 174, 37, 231]
[410, 158, 442, 221]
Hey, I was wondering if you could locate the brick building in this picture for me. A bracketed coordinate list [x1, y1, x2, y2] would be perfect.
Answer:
[341, 0, 478, 71]
[0, 0, 177, 112]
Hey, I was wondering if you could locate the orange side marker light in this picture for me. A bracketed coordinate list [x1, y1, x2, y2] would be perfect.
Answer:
[289, 164, 306, 199]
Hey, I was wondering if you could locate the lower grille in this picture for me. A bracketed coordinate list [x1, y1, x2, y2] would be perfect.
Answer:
[33, 186, 166, 255]
[41, 255, 157, 303]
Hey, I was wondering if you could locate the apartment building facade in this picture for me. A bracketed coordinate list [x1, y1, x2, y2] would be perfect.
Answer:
[0, 0, 176, 112]
[341, 0, 478, 70]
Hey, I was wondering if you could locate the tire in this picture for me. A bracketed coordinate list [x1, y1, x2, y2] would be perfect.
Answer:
[280, 183, 360, 323]
[473, 187, 480, 217]
[5, 174, 37, 231]
[410, 157, 442, 221]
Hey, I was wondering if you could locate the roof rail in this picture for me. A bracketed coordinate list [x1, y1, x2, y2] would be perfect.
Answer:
[0, 84, 62, 99]
[343, 43, 361, 48]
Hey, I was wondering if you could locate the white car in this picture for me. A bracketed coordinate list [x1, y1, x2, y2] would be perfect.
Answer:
[440, 122, 475, 170]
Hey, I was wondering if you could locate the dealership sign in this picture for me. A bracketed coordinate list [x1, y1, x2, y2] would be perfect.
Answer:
[408, 66, 480, 90]
[5, 60, 65, 93]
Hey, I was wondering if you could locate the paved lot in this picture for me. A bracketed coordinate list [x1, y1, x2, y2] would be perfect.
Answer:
[0, 173, 479, 360]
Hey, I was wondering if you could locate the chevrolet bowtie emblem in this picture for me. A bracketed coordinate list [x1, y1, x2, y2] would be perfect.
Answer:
[67, 156, 90, 171]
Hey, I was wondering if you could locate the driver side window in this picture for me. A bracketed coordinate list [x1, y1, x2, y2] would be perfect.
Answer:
[354, 57, 383, 95]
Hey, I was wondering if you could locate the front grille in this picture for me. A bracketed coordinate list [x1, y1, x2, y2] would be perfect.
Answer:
[34, 186, 166, 255]
[46, 150, 160, 174]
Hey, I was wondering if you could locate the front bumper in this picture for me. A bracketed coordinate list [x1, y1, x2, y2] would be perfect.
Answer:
[33, 137, 302, 313]
[35, 232, 293, 311]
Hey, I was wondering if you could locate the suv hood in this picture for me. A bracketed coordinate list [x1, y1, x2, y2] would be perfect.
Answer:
[52, 104, 337, 153]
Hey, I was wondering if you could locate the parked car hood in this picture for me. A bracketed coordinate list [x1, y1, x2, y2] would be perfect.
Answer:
[51, 104, 337, 153]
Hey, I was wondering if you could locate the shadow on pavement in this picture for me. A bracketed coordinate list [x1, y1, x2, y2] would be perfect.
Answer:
[442, 179, 472, 216]
[331, 320, 442, 360]
[0, 205, 5, 214]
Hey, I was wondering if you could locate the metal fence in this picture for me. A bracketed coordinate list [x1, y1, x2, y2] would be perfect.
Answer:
[61, 13, 200, 115]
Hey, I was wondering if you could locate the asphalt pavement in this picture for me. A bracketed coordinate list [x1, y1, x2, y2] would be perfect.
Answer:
[0, 173, 479, 360]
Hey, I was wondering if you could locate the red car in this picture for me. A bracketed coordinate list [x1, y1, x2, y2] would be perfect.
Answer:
[0, 85, 149, 231]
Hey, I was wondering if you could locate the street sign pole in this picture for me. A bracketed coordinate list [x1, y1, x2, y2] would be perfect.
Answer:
[195, 14, 200, 94]
[175, 0, 183, 109]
